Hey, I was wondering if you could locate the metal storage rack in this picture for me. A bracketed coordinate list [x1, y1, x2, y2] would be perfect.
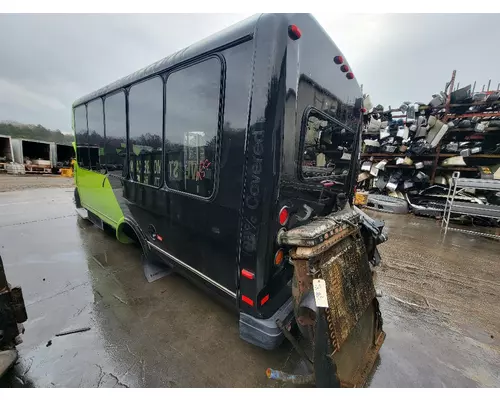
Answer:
[442, 171, 500, 239]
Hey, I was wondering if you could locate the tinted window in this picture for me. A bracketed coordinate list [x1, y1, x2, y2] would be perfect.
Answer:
[301, 109, 355, 182]
[104, 92, 127, 176]
[128, 77, 163, 186]
[87, 99, 105, 170]
[165, 58, 221, 197]
[74, 105, 89, 168]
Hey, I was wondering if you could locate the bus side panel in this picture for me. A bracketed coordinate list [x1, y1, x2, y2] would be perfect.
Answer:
[76, 166, 122, 228]
[122, 39, 255, 296]
[236, 14, 290, 318]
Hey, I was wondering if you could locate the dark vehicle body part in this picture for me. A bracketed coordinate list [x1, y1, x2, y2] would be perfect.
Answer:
[72, 13, 385, 386]
[406, 185, 497, 220]
[354, 205, 387, 268]
[365, 194, 409, 214]
[0, 255, 27, 378]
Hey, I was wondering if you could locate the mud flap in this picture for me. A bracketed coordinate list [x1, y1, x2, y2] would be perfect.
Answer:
[75, 207, 89, 220]
[142, 254, 172, 283]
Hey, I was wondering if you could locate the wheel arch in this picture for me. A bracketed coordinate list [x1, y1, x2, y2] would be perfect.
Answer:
[116, 218, 145, 248]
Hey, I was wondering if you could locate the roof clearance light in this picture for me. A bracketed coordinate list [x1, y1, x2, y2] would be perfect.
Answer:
[288, 25, 301, 40]
[334, 56, 344, 65]
[340, 65, 349, 73]
[279, 206, 289, 226]
[346, 72, 355, 80]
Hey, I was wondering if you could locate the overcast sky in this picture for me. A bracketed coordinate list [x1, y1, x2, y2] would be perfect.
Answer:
[1, 13, 499, 132]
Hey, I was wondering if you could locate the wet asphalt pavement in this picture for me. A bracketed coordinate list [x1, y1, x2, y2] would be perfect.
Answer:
[0, 187, 499, 387]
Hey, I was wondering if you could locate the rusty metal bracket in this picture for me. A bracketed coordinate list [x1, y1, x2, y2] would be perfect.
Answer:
[276, 319, 313, 367]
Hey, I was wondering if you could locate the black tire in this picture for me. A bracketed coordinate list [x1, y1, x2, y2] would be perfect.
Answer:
[74, 188, 82, 208]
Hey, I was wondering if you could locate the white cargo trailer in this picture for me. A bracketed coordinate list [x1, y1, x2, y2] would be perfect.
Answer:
[11, 138, 56, 173]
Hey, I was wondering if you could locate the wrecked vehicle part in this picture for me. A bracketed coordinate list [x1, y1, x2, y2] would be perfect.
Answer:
[405, 193, 444, 217]
[406, 185, 497, 220]
[353, 206, 387, 268]
[0, 255, 27, 378]
[276, 319, 313, 366]
[281, 206, 385, 387]
[420, 185, 484, 204]
[365, 194, 409, 214]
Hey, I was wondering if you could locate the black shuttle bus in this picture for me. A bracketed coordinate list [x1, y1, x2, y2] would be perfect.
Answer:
[73, 13, 386, 386]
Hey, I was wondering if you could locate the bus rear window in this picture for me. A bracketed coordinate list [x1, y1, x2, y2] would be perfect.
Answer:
[301, 109, 356, 180]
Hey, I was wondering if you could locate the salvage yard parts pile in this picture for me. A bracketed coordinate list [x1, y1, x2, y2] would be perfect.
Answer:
[357, 70, 500, 229]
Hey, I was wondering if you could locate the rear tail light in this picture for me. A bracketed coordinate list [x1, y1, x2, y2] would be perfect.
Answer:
[346, 72, 355, 80]
[340, 65, 349, 72]
[279, 206, 289, 226]
[274, 249, 284, 266]
[288, 25, 301, 40]
[260, 294, 270, 306]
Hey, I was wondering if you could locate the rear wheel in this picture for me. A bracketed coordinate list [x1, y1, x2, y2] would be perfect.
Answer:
[74, 188, 82, 208]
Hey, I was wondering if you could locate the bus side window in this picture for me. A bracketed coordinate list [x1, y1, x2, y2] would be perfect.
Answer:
[128, 76, 163, 187]
[164, 58, 222, 198]
[74, 105, 90, 169]
[87, 98, 105, 171]
[104, 92, 127, 177]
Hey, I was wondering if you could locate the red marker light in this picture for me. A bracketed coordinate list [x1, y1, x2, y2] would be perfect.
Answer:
[340, 65, 349, 73]
[241, 269, 255, 280]
[361, 108, 367, 113]
[288, 25, 301, 40]
[156, 234, 163, 242]
[334, 56, 344, 65]
[242, 295, 254, 306]
[260, 294, 270, 306]
[346, 72, 355, 80]
[279, 207, 289, 226]
[274, 249, 284, 266]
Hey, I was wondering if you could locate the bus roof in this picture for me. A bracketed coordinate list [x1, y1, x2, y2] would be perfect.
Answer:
[73, 14, 361, 109]
[72, 13, 264, 107]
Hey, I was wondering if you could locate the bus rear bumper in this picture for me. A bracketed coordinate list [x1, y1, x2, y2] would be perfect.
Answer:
[239, 296, 295, 350]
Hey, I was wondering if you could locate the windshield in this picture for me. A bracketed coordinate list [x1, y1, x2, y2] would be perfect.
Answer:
[301, 108, 357, 182]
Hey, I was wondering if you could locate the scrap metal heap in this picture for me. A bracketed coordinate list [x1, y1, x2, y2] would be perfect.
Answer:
[358, 71, 500, 225]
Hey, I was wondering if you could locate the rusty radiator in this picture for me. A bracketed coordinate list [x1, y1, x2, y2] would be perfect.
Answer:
[282, 206, 385, 387]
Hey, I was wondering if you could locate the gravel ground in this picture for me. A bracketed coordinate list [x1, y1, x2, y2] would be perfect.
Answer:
[0, 173, 74, 192]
